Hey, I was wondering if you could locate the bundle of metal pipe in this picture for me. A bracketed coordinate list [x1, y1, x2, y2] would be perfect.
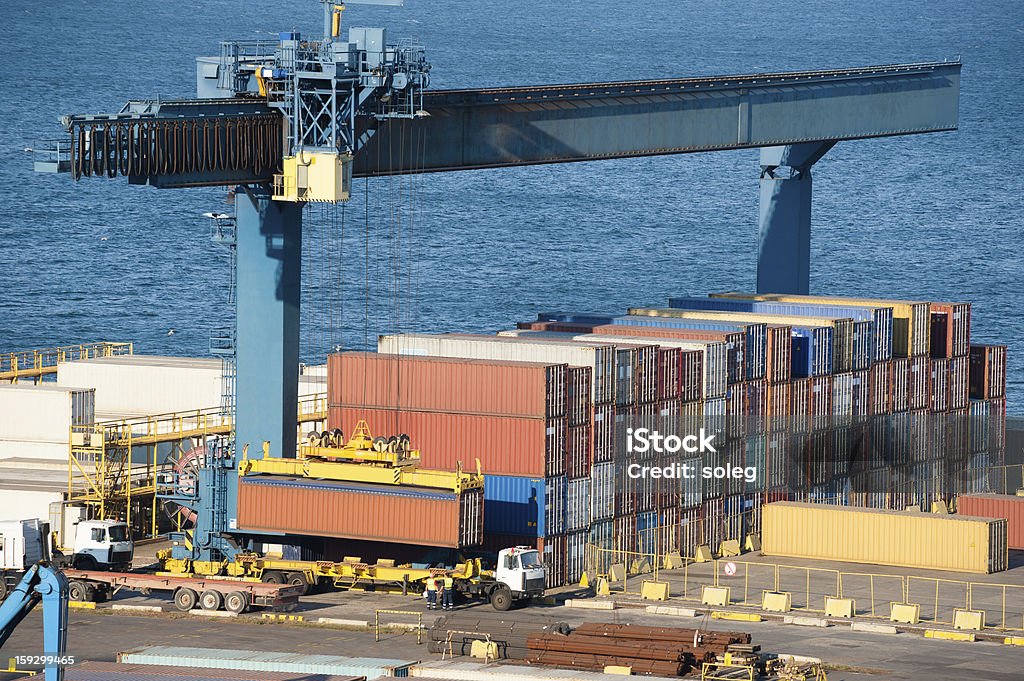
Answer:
[427, 614, 570, 659]
[573, 622, 751, 647]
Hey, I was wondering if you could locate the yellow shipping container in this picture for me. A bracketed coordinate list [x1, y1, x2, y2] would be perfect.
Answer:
[762, 502, 1008, 574]
[707, 293, 930, 358]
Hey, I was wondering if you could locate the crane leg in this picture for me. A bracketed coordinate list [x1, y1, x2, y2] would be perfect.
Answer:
[756, 141, 836, 294]
[233, 185, 302, 496]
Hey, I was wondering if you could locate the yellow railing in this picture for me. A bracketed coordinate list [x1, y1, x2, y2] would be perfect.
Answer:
[586, 544, 1024, 633]
[68, 393, 329, 540]
[0, 342, 132, 382]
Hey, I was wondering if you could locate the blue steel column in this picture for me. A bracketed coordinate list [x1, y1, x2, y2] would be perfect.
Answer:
[230, 186, 302, 524]
[756, 142, 836, 294]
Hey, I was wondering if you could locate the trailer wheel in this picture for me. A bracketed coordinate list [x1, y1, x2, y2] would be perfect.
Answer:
[173, 587, 198, 612]
[68, 581, 89, 602]
[200, 589, 223, 611]
[489, 586, 513, 611]
[285, 572, 309, 595]
[224, 590, 249, 614]
[262, 570, 286, 585]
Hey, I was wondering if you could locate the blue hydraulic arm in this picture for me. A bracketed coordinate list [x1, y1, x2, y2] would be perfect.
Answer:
[0, 563, 70, 681]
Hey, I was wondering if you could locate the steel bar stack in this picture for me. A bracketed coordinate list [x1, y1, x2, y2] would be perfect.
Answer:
[427, 614, 570, 659]
[526, 623, 752, 677]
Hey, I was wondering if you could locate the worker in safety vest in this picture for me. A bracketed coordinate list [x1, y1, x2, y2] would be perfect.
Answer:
[441, 573, 455, 610]
[425, 575, 439, 610]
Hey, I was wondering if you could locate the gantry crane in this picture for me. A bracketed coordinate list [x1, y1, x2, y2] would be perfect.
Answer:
[34, 0, 960, 564]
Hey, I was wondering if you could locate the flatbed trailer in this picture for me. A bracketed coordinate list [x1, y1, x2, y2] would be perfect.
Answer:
[62, 568, 303, 613]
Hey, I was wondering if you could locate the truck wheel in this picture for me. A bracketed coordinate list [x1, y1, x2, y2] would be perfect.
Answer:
[262, 570, 286, 585]
[173, 587, 198, 612]
[285, 572, 309, 595]
[68, 581, 89, 602]
[224, 591, 249, 614]
[200, 589, 223, 611]
[489, 586, 513, 611]
[72, 555, 98, 571]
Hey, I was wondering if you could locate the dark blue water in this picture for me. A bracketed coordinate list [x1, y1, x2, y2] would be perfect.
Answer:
[2, 1, 1021, 409]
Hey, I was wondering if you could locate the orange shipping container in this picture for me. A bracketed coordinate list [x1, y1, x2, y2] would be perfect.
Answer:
[238, 475, 484, 548]
[328, 351, 567, 419]
[957, 494, 1024, 549]
[329, 405, 566, 477]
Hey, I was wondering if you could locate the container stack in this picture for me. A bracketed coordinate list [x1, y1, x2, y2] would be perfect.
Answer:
[326, 292, 1007, 587]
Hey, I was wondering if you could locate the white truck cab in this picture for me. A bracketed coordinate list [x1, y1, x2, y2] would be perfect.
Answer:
[68, 520, 134, 571]
[490, 546, 546, 610]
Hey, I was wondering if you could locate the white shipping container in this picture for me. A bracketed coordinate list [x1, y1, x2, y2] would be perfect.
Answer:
[0, 518, 47, 569]
[379, 333, 617, 404]
[59, 355, 325, 417]
[499, 330, 728, 399]
[0, 487, 65, 522]
[0, 384, 95, 461]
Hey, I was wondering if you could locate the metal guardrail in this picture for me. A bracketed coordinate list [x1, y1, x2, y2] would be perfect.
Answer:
[587, 544, 1024, 633]
[0, 342, 133, 381]
[374, 609, 423, 644]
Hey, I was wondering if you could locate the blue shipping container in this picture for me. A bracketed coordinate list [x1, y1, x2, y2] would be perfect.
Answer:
[483, 475, 546, 537]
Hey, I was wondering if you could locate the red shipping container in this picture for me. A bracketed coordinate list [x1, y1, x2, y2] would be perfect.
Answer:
[328, 351, 567, 419]
[329, 405, 566, 477]
[567, 423, 591, 480]
[766, 382, 791, 421]
[930, 302, 971, 359]
[969, 345, 1007, 400]
[890, 358, 910, 413]
[766, 325, 793, 384]
[957, 494, 1024, 549]
[567, 366, 591, 426]
[658, 347, 681, 401]
[238, 476, 484, 548]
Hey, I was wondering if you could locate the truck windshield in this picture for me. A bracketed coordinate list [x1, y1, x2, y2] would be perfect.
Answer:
[519, 550, 542, 568]
[108, 525, 130, 542]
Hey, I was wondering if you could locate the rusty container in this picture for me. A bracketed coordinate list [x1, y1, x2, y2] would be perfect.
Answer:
[238, 475, 484, 548]
[957, 494, 1024, 550]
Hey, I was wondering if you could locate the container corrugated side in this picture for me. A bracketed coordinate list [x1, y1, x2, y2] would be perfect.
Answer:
[707, 293, 928, 358]
[329, 351, 566, 419]
[908, 356, 930, 411]
[378, 333, 614, 405]
[762, 501, 1008, 573]
[0, 384, 95, 461]
[482, 475, 546, 537]
[117, 646, 417, 677]
[930, 358, 950, 412]
[238, 475, 482, 548]
[949, 356, 970, 409]
[957, 494, 1024, 549]
[626, 308, 767, 380]
[328, 405, 566, 477]
[664, 302, 856, 374]
[707, 293, 894, 362]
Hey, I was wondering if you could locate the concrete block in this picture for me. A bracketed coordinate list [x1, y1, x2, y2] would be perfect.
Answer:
[645, 605, 698, 617]
[762, 591, 792, 613]
[701, 585, 730, 607]
[890, 602, 921, 624]
[851, 622, 898, 634]
[783, 615, 830, 627]
[720, 539, 742, 557]
[190, 609, 238, 618]
[825, 596, 855, 618]
[640, 580, 670, 601]
[565, 598, 616, 610]
[953, 609, 984, 631]
[112, 604, 164, 613]
[317, 617, 371, 627]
